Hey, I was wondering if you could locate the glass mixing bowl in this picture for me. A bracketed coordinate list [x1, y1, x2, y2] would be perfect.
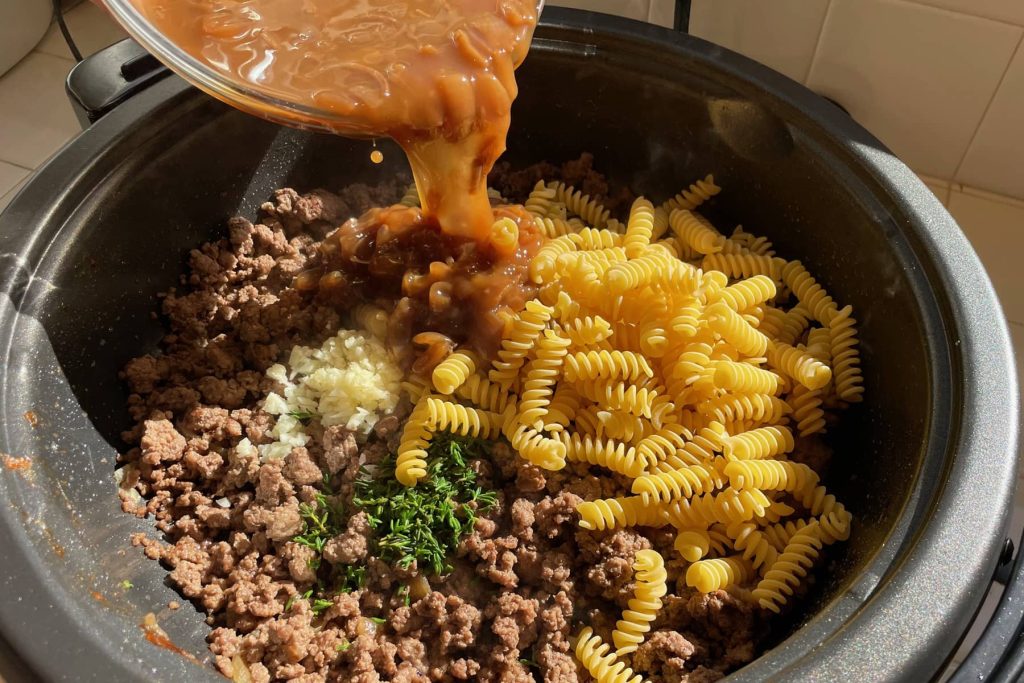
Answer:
[100, 0, 546, 134]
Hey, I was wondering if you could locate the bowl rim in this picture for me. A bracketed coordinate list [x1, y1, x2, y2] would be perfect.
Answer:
[0, 8, 1019, 681]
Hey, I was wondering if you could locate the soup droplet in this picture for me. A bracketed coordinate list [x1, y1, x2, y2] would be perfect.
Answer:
[370, 149, 384, 164]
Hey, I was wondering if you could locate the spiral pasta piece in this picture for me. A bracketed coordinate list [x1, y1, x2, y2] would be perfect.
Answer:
[623, 197, 656, 259]
[597, 409, 654, 444]
[752, 521, 823, 612]
[606, 250, 701, 295]
[574, 628, 644, 683]
[432, 349, 479, 395]
[686, 555, 753, 593]
[830, 304, 864, 403]
[707, 302, 770, 357]
[713, 275, 777, 311]
[574, 379, 662, 420]
[782, 260, 839, 326]
[559, 432, 645, 478]
[559, 315, 614, 348]
[698, 392, 790, 426]
[489, 299, 554, 388]
[518, 330, 571, 426]
[489, 217, 519, 255]
[664, 489, 771, 528]
[669, 296, 703, 338]
[550, 181, 612, 228]
[762, 519, 812, 551]
[635, 422, 689, 466]
[564, 350, 654, 383]
[714, 361, 782, 395]
[724, 460, 820, 498]
[730, 225, 775, 257]
[544, 382, 583, 431]
[577, 496, 669, 531]
[702, 252, 783, 281]
[818, 507, 853, 544]
[789, 384, 826, 437]
[613, 549, 668, 654]
[505, 419, 567, 471]
[455, 374, 514, 414]
[631, 463, 721, 503]
[662, 174, 721, 213]
[396, 399, 434, 487]
[557, 247, 628, 274]
[767, 340, 832, 391]
[534, 216, 577, 238]
[568, 227, 623, 250]
[722, 425, 795, 461]
[725, 522, 778, 574]
[424, 398, 502, 439]
[525, 180, 565, 219]
[669, 209, 727, 256]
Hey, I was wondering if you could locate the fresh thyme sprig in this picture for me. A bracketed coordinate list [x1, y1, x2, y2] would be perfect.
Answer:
[290, 477, 365, 614]
[353, 434, 498, 576]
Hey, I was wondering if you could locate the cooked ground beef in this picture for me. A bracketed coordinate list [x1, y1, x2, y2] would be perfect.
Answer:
[119, 158, 764, 682]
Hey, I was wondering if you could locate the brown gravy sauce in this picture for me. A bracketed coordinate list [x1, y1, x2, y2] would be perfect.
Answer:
[131, 0, 539, 241]
[297, 204, 542, 368]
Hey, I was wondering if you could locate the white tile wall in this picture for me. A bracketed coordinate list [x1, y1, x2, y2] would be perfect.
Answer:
[957, 43, 1024, 200]
[0, 52, 80, 169]
[550, 0, 677, 28]
[948, 189, 1024, 323]
[689, 0, 830, 83]
[806, 0, 1021, 179]
[36, 2, 128, 60]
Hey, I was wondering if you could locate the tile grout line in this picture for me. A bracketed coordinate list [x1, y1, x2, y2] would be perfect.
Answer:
[899, 0, 1024, 30]
[950, 31, 1024, 183]
[801, 0, 833, 85]
[0, 160, 35, 173]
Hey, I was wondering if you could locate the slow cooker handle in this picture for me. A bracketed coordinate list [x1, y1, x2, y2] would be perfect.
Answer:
[949, 531, 1024, 682]
[65, 38, 171, 128]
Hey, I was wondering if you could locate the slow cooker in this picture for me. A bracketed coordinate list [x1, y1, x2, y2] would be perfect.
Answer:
[0, 8, 1019, 682]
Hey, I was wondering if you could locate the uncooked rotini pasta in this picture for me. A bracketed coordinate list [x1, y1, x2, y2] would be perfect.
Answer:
[423, 397, 502, 439]
[612, 549, 668, 654]
[574, 628, 645, 683]
[686, 555, 754, 592]
[549, 181, 612, 228]
[752, 521, 824, 612]
[518, 329, 571, 426]
[661, 174, 721, 213]
[432, 349, 479, 395]
[576, 496, 669, 531]
[669, 208, 726, 255]
[390, 170, 860, 666]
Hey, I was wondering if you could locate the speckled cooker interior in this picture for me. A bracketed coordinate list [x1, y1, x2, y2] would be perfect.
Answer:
[0, 10, 1018, 682]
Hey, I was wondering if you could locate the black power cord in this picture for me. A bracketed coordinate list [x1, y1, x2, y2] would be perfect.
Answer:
[674, 0, 691, 32]
[51, 0, 84, 62]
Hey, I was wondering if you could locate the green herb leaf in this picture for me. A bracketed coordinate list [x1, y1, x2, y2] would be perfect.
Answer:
[353, 434, 497, 577]
[369, 616, 386, 625]
[336, 640, 351, 653]
[286, 410, 316, 425]
[119, 579, 133, 590]
[284, 594, 298, 611]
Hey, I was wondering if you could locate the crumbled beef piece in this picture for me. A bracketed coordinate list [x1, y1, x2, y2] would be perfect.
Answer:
[283, 447, 323, 486]
[140, 419, 187, 465]
[323, 512, 372, 565]
[321, 426, 359, 475]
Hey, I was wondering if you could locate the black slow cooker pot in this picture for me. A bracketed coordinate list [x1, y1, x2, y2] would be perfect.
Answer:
[0, 9, 1019, 682]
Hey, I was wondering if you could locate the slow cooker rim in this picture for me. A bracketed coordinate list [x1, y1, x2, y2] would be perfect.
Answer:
[0, 9, 1018, 681]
